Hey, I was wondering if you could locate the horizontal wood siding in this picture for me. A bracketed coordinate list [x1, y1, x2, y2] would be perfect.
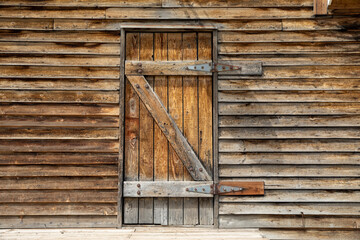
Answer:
[0, 1, 121, 228]
[0, 0, 359, 237]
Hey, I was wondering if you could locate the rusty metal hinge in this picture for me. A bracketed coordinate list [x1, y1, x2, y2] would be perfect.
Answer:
[186, 63, 241, 73]
[185, 181, 264, 196]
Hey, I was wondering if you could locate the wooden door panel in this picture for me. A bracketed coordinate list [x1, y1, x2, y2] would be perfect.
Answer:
[124, 32, 213, 226]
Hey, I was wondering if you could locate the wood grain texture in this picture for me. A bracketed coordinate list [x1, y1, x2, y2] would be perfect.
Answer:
[106, 8, 313, 20]
[138, 32, 154, 224]
[126, 76, 211, 181]
[123, 32, 140, 224]
[153, 32, 169, 225]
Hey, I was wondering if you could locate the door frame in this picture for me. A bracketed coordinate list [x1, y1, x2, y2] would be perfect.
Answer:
[118, 26, 219, 228]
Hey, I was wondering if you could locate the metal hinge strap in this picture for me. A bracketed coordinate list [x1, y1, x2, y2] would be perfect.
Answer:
[186, 63, 241, 73]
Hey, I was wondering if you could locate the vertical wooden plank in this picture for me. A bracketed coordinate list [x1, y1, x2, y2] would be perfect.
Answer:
[117, 28, 126, 228]
[168, 32, 184, 225]
[314, 0, 328, 14]
[124, 32, 140, 224]
[153, 32, 169, 225]
[212, 30, 219, 228]
[183, 32, 199, 225]
[138, 32, 154, 224]
[198, 32, 214, 226]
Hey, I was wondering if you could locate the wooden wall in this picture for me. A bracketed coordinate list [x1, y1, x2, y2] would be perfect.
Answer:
[0, 0, 360, 238]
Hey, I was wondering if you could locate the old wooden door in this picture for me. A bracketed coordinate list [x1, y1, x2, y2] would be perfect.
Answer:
[123, 32, 214, 225]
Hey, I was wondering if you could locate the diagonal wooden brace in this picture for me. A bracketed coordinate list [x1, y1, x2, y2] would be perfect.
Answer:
[126, 75, 212, 181]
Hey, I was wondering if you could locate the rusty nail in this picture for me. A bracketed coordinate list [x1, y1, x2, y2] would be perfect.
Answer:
[137, 184, 141, 188]
[135, 84, 140, 88]
[202, 188, 205, 192]
[194, 188, 197, 191]
[199, 168, 203, 172]
[189, 167, 194, 171]
[137, 69, 143, 74]
[145, 84, 149, 89]
[186, 188, 189, 191]
[138, 63, 142, 67]
[137, 190, 141, 195]
[223, 189, 227, 192]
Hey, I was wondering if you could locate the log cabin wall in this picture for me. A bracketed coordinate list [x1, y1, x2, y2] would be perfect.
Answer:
[0, 0, 360, 238]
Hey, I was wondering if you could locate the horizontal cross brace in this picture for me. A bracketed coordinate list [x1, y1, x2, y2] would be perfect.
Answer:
[125, 60, 262, 76]
[123, 181, 264, 197]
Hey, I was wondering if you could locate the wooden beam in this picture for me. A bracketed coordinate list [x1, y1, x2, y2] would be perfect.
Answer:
[126, 60, 212, 76]
[124, 181, 213, 197]
[125, 60, 262, 76]
[314, 0, 328, 14]
[126, 75, 212, 181]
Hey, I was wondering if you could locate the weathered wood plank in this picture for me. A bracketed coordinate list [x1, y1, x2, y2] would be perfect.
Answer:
[138, 32, 154, 224]
[0, 103, 119, 116]
[106, 8, 313, 20]
[0, 165, 117, 177]
[52, 18, 360, 31]
[0, 90, 119, 103]
[0, 216, 116, 228]
[0, 79, 119, 90]
[219, 54, 360, 66]
[220, 202, 360, 215]
[282, 17, 360, 30]
[167, 32, 184, 226]
[126, 75, 212, 181]
[0, 0, 161, 7]
[219, 31, 360, 43]
[0, 190, 117, 203]
[314, 0, 328, 15]
[220, 165, 360, 177]
[219, 127, 360, 139]
[0, 55, 120, 67]
[162, 0, 313, 7]
[0, 30, 120, 43]
[123, 32, 140, 225]
[124, 181, 213, 198]
[0, 42, 119, 55]
[220, 215, 360, 229]
[219, 103, 360, 115]
[0, 139, 118, 153]
[220, 42, 360, 55]
[220, 190, 360, 202]
[219, 90, 360, 102]
[198, 31, 214, 226]
[153, 32, 168, 226]
[182, 32, 199, 225]
[0, 19, 53, 30]
[219, 115, 360, 127]
[219, 153, 360, 165]
[219, 66, 360, 79]
[0, 66, 119, 79]
[260, 230, 360, 240]
[219, 139, 360, 153]
[0, 177, 118, 190]
[222, 178, 360, 190]
[218, 79, 360, 90]
[0, 203, 117, 215]
[0, 116, 119, 128]
[0, 7, 106, 19]
[125, 60, 212, 76]
[54, 19, 283, 31]
[0, 128, 118, 139]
